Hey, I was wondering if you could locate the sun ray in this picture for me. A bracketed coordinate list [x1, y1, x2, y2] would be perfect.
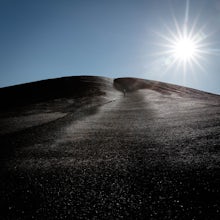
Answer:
[151, 0, 220, 85]
[154, 10, 213, 77]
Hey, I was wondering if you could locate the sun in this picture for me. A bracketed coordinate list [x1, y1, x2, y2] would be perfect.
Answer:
[172, 37, 197, 61]
[150, 0, 220, 84]
[153, 0, 212, 74]
[155, 21, 209, 74]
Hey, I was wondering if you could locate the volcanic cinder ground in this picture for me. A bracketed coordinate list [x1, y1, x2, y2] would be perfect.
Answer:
[0, 76, 220, 219]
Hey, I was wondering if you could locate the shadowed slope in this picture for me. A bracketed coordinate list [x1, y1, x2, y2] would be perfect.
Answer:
[0, 76, 111, 110]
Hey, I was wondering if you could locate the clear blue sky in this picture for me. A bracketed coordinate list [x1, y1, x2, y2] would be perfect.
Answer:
[1, 0, 220, 94]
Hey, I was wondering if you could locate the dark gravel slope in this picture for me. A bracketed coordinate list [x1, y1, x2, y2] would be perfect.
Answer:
[0, 76, 220, 219]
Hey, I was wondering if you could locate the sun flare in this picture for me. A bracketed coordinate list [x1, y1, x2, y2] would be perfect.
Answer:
[173, 37, 197, 61]
[155, 22, 209, 74]
[154, 0, 213, 74]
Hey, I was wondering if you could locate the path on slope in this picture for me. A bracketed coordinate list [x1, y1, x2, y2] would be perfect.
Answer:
[1, 87, 220, 219]
[35, 89, 159, 169]
[12, 88, 220, 170]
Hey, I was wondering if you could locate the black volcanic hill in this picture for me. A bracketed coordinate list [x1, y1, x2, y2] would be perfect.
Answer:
[0, 76, 109, 109]
[0, 75, 217, 134]
[0, 76, 217, 109]
[0, 76, 220, 219]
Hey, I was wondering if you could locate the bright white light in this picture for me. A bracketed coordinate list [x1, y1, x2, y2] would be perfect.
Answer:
[173, 37, 197, 61]
[150, 0, 219, 86]
[155, 21, 209, 74]
[153, 0, 213, 74]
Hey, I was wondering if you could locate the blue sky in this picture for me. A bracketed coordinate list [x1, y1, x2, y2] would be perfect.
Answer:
[0, 0, 220, 94]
